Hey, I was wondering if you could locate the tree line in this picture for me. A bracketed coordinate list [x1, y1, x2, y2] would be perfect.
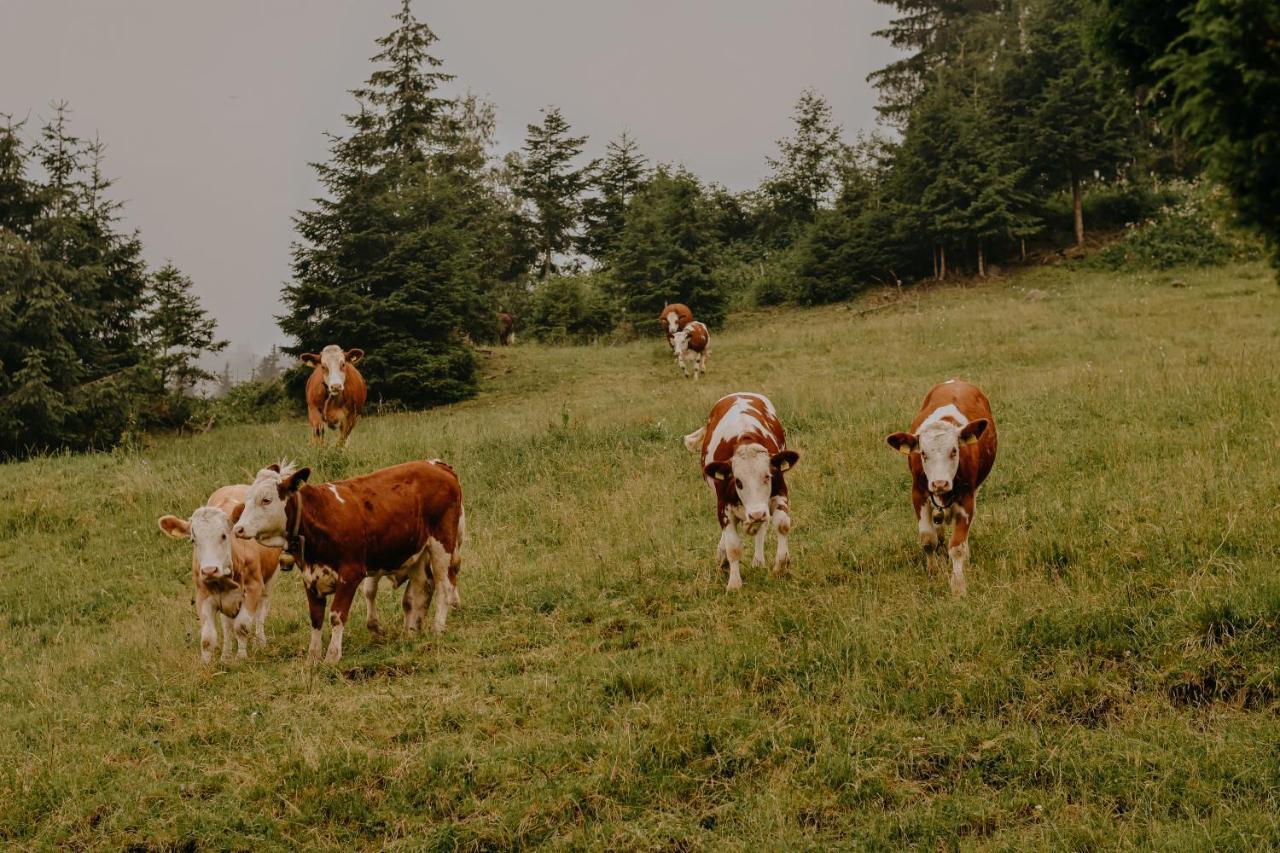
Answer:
[0, 105, 226, 458]
[3, 0, 1274, 456]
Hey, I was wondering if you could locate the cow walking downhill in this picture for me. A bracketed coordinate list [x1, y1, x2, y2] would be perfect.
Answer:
[232, 460, 464, 663]
[672, 320, 709, 379]
[158, 484, 281, 663]
[684, 392, 799, 591]
[886, 379, 997, 596]
[302, 345, 367, 448]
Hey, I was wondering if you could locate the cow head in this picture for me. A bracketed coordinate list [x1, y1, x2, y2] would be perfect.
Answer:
[887, 419, 988, 496]
[705, 444, 799, 534]
[671, 325, 691, 356]
[233, 464, 310, 548]
[301, 345, 363, 399]
[158, 506, 237, 581]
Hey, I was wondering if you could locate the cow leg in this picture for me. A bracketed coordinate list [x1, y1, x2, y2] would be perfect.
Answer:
[447, 516, 463, 608]
[695, 350, 707, 380]
[427, 538, 455, 633]
[771, 495, 792, 574]
[722, 523, 744, 591]
[948, 495, 975, 596]
[309, 409, 325, 447]
[254, 580, 271, 648]
[751, 522, 767, 568]
[338, 414, 357, 448]
[402, 557, 432, 634]
[197, 594, 217, 664]
[231, 608, 252, 659]
[914, 488, 941, 550]
[325, 575, 360, 664]
[219, 612, 235, 662]
[305, 586, 327, 661]
[363, 576, 383, 636]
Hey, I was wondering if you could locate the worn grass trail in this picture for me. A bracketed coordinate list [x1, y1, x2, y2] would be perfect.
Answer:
[2, 264, 1279, 849]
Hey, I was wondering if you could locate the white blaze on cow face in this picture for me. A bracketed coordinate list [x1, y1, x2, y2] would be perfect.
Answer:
[728, 444, 773, 531]
[894, 404, 989, 496]
[233, 465, 309, 549]
[159, 508, 236, 580]
[319, 345, 347, 398]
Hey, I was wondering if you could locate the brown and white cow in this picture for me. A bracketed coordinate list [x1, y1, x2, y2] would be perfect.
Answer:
[498, 311, 516, 346]
[672, 321, 709, 380]
[158, 484, 281, 663]
[684, 392, 799, 591]
[659, 303, 693, 352]
[301, 345, 367, 448]
[232, 460, 464, 663]
[886, 379, 997, 596]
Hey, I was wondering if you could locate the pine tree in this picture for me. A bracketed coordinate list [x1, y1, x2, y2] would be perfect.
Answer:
[281, 0, 509, 407]
[514, 107, 592, 277]
[611, 167, 725, 329]
[140, 263, 226, 393]
[762, 89, 847, 234]
[580, 131, 648, 263]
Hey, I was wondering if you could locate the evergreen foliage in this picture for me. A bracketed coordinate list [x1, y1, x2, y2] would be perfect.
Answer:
[513, 107, 593, 278]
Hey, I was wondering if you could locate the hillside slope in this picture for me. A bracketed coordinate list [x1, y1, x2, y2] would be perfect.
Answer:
[2, 264, 1279, 848]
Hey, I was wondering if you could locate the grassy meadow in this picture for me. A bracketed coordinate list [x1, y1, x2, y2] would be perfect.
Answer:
[3, 262, 1280, 849]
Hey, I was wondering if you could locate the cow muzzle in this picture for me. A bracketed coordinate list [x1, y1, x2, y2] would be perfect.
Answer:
[327, 384, 343, 397]
[930, 480, 952, 495]
[200, 565, 225, 579]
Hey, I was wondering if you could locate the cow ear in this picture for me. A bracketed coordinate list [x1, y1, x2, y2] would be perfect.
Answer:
[960, 419, 989, 445]
[229, 503, 246, 525]
[266, 463, 281, 473]
[771, 450, 799, 472]
[886, 432, 918, 455]
[300, 353, 320, 367]
[157, 515, 190, 539]
[285, 468, 311, 492]
[345, 348, 364, 365]
[704, 461, 732, 482]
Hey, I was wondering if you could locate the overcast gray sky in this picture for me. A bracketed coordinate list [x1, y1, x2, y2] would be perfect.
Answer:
[2, 0, 900, 367]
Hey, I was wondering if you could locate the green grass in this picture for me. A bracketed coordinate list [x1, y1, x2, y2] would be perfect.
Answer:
[3, 263, 1280, 849]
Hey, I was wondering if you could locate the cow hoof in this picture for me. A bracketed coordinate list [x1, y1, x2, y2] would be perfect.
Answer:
[950, 574, 968, 596]
[772, 555, 790, 575]
[725, 579, 743, 592]
[752, 556, 766, 569]
[324, 651, 342, 664]
[367, 620, 384, 637]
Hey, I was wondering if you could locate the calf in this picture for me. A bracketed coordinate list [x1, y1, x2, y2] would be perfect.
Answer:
[659, 302, 693, 352]
[232, 460, 464, 663]
[301, 345, 367, 448]
[886, 379, 997, 596]
[158, 484, 281, 663]
[683, 392, 799, 590]
[672, 321, 709, 379]
[498, 311, 516, 346]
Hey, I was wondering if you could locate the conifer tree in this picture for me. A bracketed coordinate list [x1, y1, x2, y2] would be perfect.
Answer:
[140, 263, 226, 393]
[514, 107, 592, 277]
[580, 131, 648, 264]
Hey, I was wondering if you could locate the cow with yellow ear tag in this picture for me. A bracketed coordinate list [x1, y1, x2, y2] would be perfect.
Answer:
[886, 379, 997, 596]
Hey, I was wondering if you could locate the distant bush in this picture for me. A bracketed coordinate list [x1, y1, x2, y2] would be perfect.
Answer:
[1088, 180, 1262, 271]
[205, 379, 298, 426]
[526, 273, 620, 344]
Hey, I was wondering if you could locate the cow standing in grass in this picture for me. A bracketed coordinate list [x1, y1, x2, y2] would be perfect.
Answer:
[684, 392, 799, 591]
[659, 302, 693, 352]
[158, 484, 281, 663]
[672, 321, 709, 379]
[886, 379, 997, 596]
[301, 345, 366, 448]
[232, 460, 464, 663]
[498, 311, 516, 346]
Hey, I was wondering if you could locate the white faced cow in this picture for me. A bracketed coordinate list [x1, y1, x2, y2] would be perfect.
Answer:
[158, 484, 281, 663]
[684, 392, 799, 590]
[886, 379, 998, 595]
[672, 321, 709, 380]
[301, 345, 367, 448]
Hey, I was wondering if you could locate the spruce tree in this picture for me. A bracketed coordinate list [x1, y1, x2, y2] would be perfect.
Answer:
[611, 167, 725, 329]
[762, 88, 846, 236]
[281, 0, 506, 407]
[580, 131, 648, 264]
[140, 263, 226, 393]
[514, 107, 592, 278]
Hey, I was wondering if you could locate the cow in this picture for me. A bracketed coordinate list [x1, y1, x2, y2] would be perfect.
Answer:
[498, 311, 516, 346]
[683, 392, 799, 591]
[672, 320, 709, 380]
[158, 484, 281, 663]
[885, 379, 997, 596]
[300, 345, 367, 448]
[659, 302, 693, 353]
[232, 460, 464, 663]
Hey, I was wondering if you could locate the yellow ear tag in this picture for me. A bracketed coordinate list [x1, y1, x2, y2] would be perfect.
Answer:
[961, 434, 979, 446]
[898, 445, 912, 456]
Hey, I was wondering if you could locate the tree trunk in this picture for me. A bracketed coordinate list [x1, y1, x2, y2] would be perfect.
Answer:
[939, 245, 947, 281]
[977, 242, 986, 277]
[932, 245, 939, 281]
[1071, 168, 1085, 249]
[1020, 238, 1026, 262]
